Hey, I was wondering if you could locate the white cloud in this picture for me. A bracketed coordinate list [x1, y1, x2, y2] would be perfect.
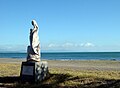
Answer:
[77, 42, 95, 47]
[45, 42, 95, 51]
[48, 43, 58, 48]
[42, 42, 120, 52]
[83, 42, 95, 47]
[47, 42, 95, 48]
[62, 43, 73, 47]
[48, 42, 74, 48]
[80, 43, 84, 47]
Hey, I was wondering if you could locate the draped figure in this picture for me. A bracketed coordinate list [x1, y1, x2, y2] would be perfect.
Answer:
[27, 20, 40, 62]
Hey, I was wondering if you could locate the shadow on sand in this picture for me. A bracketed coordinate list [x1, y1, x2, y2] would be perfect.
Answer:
[0, 74, 120, 88]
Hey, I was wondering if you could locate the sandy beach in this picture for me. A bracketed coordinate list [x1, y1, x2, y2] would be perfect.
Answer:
[0, 58, 120, 71]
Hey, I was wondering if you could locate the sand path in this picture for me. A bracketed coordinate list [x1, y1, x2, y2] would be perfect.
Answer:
[0, 58, 120, 71]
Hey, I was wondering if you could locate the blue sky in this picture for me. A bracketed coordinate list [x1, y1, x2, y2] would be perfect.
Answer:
[0, 0, 120, 52]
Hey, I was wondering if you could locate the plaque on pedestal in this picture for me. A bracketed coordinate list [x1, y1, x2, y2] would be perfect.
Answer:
[20, 61, 48, 83]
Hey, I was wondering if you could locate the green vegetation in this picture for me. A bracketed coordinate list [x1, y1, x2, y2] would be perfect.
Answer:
[0, 63, 120, 88]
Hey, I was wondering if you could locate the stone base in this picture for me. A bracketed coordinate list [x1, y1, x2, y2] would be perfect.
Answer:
[20, 61, 49, 83]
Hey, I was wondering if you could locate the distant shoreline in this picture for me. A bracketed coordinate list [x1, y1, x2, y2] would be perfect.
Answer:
[0, 51, 120, 53]
[0, 52, 120, 60]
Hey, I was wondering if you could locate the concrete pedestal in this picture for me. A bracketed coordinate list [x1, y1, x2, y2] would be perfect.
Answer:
[20, 61, 48, 83]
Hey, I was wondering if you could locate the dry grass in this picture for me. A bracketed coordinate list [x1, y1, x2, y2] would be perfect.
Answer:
[0, 63, 120, 88]
[50, 68, 120, 80]
[0, 63, 20, 76]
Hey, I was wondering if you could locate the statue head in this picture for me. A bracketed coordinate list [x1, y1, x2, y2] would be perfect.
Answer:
[31, 20, 38, 28]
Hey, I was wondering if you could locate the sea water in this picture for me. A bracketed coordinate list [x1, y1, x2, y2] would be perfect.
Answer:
[0, 52, 120, 60]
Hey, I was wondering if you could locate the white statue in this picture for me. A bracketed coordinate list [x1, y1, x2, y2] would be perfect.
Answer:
[27, 20, 40, 62]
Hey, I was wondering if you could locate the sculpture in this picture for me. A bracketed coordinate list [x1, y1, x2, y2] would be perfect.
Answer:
[20, 20, 48, 83]
[27, 20, 40, 62]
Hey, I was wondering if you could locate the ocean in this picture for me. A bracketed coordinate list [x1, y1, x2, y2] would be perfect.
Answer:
[0, 52, 120, 60]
